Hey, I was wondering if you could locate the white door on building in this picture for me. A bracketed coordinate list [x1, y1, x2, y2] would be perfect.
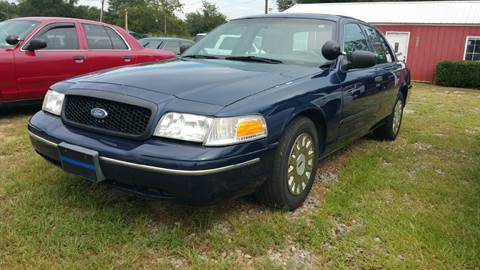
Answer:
[386, 32, 410, 62]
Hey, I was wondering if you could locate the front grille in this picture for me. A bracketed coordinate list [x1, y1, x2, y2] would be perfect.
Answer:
[63, 95, 152, 138]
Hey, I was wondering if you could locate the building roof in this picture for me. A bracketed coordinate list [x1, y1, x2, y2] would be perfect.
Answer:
[284, 1, 480, 25]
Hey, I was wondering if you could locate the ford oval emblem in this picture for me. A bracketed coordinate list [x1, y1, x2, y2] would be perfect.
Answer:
[90, 108, 108, 119]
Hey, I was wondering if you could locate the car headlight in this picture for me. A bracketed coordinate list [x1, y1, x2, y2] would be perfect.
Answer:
[154, 112, 267, 146]
[42, 90, 65, 116]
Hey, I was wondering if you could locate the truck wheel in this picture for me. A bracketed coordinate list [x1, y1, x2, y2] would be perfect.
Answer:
[373, 93, 404, 141]
[255, 117, 319, 210]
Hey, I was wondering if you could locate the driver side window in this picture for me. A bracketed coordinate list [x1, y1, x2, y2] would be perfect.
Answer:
[343, 23, 370, 61]
[34, 25, 79, 50]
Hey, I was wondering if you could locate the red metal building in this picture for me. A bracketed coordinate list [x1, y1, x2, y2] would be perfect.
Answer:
[286, 1, 480, 82]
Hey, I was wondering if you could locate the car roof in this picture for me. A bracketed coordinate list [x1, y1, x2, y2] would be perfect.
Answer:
[141, 37, 193, 42]
[10, 17, 118, 27]
[233, 13, 366, 23]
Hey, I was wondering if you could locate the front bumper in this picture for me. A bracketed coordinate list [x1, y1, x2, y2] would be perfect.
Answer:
[28, 111, 276, 205]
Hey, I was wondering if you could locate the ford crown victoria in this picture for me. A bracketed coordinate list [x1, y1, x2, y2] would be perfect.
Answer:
[28, 14, 411, 210]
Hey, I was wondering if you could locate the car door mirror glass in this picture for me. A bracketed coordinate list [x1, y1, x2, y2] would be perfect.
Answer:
[321, 40, 342, 60]
[346, 50, 377, 69]
[25, 38, 47, 51]
[6, 35, 20, 46]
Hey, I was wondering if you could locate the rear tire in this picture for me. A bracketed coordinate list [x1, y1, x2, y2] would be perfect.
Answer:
[372, 93, 404, 141]
[255, 117, 320, 210]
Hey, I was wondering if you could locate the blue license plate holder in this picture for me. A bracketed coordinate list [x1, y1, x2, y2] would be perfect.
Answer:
[58, 142, 105, 182]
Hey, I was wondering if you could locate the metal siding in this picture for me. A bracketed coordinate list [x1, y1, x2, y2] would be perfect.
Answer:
[286, 1, 480, 25]
[376, 25, 480, 81]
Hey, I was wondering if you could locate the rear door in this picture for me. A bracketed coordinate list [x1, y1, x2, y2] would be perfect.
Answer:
[337, 22, 379, 142]
[361, 24, 399, 120]
[82, 23, 136, 70]
[14, 22, 88, 100]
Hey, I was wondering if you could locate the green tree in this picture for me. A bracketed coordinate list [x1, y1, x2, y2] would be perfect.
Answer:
[74, 5, 102, 21]
[17, 0, 78, 17]
[0, 1, 18, 20]
[277, 0, 296, 11]
[185, 1, 226, 36]
[148, 0, 183, 34]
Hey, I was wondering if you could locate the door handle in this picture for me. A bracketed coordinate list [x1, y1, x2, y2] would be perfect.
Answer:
[123, 55, 132, 62]
[72, 55, 86, 62]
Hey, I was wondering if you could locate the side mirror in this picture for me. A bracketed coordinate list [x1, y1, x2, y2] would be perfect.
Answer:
[347, 50, 377, 69]
[25, 38, 47, 51]
[179, 44, 192, 55]
[5, 35, 19, 46]
[322, 40, 342, 60]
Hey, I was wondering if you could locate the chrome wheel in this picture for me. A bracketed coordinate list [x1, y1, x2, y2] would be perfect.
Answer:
[287, 133, 315, 195]
[392, 99, 403, 135]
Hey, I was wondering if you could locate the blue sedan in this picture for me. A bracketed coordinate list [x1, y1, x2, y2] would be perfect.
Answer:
[28, 13, 411, 210]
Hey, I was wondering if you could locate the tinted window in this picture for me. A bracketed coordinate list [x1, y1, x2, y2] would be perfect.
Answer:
[105, 27, 128, 49]
[343, 23, 370, 61]
[35, 25, 79, 50]
[362, 25, 393, 64]
[180, 41, 193, 47]
[465, 37, 480, 61]
[142, 39, 162, 49]
[83, 24, 128, 50]
[163, 40, 180, 54]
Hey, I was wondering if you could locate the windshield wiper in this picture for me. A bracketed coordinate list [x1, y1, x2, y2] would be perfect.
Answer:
[225, 56, 283, 64]
[181, 54, 221, 59]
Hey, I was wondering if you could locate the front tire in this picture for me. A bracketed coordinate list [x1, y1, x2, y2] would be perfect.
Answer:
[255, 117, 320, 210]
[372, 93, 405, 141]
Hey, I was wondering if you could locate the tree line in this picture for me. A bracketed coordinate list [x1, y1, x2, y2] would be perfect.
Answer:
[0, 0, 227, 38]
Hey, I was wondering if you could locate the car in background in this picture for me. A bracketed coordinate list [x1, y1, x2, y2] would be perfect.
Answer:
[139, 37, 194, 55]
[28, 13, 411, 210]
[128, 31, 148, 40]
[193, 33, 207, 42]
[0, 17, 175, 104]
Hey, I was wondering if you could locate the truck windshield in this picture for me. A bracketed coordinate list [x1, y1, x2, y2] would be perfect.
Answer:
[185, 18, 336, 67]
[0, 20, 38, 48]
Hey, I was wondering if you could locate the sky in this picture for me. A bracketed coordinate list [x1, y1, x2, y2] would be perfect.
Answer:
[77, 0, 279, 19]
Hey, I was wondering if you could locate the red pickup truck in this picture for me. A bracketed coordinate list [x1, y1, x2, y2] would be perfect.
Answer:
[0, 17, 176, 104]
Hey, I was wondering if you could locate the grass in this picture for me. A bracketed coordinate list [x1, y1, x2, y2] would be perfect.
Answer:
[1, 83, 479, 269]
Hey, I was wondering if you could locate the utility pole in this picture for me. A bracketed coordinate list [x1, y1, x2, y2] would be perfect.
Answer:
[100, 0, 105, 22]
[265, 0, 268, 14]
[125, 8, 128, 32]
[164, 9, 167, 34]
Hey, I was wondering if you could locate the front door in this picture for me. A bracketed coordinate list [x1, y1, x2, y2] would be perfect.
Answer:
[14, 22, 89, 100]
[385, 32, 410, 62]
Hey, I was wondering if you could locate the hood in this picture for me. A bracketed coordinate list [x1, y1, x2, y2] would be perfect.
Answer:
[65, 59, 319, 107]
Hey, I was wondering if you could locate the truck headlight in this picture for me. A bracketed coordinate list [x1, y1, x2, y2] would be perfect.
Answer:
[154, 113, 267, 146]
[42, 90, 65, 116]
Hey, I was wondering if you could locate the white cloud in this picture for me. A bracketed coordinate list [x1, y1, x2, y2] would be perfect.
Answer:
[179, 0, 279, 19]
[76, 0, 278, 19]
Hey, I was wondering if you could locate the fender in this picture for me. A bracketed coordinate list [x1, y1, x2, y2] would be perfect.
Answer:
[0, 48, 16, 102]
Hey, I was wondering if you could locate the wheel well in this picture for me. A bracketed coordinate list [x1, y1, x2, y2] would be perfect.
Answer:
[296, 109, 327, 154]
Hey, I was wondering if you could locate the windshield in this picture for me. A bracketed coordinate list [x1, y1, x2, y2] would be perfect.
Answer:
[185, 18, 336, 66]
[0, 20, 39, 48]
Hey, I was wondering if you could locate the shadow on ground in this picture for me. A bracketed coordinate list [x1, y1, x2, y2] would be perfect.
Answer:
[0, 103, 41, 119]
